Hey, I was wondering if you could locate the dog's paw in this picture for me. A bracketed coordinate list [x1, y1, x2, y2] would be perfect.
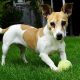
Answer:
[24, 60, 28, 64]
[50, 66, 59, 72]
[1, 62, 5, 66]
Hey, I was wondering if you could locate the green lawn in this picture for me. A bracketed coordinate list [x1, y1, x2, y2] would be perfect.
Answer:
[0, 37, 80, 80]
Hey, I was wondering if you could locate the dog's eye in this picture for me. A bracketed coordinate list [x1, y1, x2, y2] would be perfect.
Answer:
[61, 21, 66, 26]
[50, 22, 55, 28]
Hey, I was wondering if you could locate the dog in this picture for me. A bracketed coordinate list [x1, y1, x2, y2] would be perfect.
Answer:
[0, 3, 73, 72]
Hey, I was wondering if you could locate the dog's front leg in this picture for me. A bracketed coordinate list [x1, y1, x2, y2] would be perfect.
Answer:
[60, 51, 67, 60]
[59, 42, 67, 60]
[39, 53, 59, 72]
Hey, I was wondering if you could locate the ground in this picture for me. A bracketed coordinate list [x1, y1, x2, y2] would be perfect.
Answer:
[0, 37, 80, 80]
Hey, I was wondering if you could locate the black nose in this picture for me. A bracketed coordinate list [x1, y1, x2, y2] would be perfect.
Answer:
[56, 33, 62, 40]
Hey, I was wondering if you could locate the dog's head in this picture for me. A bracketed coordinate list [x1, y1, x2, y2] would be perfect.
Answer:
[41, 3, 73, 40]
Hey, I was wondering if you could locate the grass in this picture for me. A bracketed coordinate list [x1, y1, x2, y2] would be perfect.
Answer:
[0, 37, 80, 80]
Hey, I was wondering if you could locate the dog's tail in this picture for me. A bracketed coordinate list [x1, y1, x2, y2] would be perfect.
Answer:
[0, 28, 8, 34]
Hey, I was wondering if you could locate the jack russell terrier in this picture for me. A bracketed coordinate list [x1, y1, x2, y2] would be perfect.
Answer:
[0, 3, 73, 72]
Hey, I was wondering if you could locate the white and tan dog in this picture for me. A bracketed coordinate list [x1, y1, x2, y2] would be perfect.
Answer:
[0, 3, 72, 71]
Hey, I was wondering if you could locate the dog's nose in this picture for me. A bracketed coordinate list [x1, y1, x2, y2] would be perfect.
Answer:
[56, 33, 62, 40]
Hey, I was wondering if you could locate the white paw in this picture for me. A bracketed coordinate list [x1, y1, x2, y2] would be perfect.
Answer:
[50, 66, 59, 72]
[24, 60, 28, 64]
[1, 62, 5, 66]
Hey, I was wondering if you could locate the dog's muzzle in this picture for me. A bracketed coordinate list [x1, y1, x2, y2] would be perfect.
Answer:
[56, 33, 63, 40]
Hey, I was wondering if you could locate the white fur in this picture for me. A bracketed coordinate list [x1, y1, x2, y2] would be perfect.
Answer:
[0, 28, 2, 33]
[1, 24, 67, 72]
[1, 24, 27, 65]
[37, 25, 67, 71]
[3, 24, 26, 46]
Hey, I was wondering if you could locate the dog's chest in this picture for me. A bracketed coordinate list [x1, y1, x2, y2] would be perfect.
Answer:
[37, 35, 61, 53]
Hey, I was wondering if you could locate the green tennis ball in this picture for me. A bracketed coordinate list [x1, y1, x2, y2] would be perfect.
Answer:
[58, 60, 72, 71]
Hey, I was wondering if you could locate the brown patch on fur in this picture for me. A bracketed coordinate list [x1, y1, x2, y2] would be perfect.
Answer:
[2, 28, 9, 33]
[48, 12, 68, 23]
[21, 24, 36, 30]
[21, 24, 44, 49]
[46, 12, 68, 34]
[37, 28, 44, 37]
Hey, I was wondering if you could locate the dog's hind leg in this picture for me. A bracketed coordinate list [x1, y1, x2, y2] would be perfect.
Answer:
[1, 43, 10, 65]
[18, 45, 28, 64]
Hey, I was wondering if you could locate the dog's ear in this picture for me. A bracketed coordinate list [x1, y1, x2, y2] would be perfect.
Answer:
[41, 4, 53, 19]
[61, 3, 73, 17]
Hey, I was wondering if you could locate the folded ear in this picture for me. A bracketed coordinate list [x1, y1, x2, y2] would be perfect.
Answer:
[41, 4, 53, 19]
[61, 3, 73, 17]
